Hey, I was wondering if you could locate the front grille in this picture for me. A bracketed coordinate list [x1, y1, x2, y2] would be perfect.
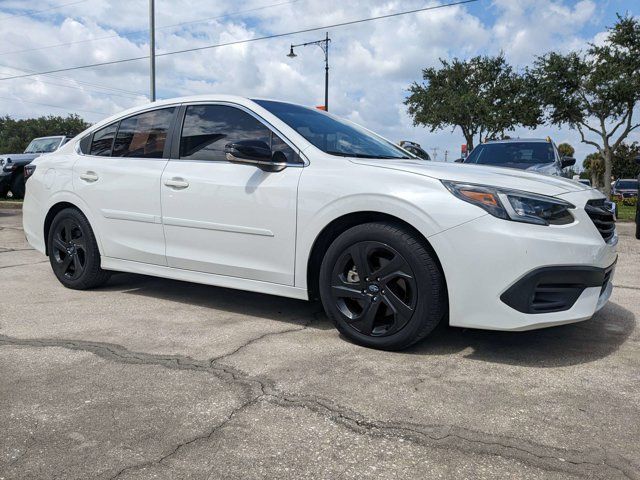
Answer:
[585, 199, 616, 242]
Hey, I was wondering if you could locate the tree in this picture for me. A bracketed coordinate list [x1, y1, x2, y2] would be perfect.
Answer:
[0, 114, 90, 154]
[405, 55, 541, 151]
[583, 152, 605, 188]
[532, 15, 640, 197]
[557, 143, 575, 158]
[612, 142, 640, 179]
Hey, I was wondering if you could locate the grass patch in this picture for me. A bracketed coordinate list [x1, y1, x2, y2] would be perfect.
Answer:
[617, 203, 637, 222]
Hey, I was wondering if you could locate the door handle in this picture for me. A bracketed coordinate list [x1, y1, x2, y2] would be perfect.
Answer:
[164, 177, 189, 189]
[79, 171, 99, 182]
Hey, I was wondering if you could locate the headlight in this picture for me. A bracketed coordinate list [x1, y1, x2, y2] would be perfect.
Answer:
[441, 181, 575, 226]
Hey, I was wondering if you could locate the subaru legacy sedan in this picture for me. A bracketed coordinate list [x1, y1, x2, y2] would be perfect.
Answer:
[22, 96, 617, 350]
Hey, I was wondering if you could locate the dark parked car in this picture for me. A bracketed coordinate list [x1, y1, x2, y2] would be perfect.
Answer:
[612, 178, 638, 198]
[463, 138, 575, 177]
[0, 136, 69, 198]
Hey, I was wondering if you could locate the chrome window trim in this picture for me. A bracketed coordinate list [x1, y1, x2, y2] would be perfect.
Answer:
[75, 103, 182, 159]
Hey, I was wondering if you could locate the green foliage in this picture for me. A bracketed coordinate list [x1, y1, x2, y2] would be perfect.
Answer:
[583, 152, 605, 188]
[612, 142, 640, 179]
[531, 15, 640, 197]
[0, 114, 90, 154]
[405, 55, 541, 150]
[557, 143, 575, 157]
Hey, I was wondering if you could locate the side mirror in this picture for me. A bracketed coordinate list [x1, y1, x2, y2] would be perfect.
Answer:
[224, 140, 286, 172]
[561, 156, 576, 168]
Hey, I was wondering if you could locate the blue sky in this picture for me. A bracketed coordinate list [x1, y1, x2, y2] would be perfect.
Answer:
[0, 0, 638, 166]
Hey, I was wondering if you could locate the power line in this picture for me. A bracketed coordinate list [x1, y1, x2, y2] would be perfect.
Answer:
[0, 0, 90, 23]
[0, 62, 145, 97]
[0, 0, 480, 82]
[0, 70, 143, 100]
[0, 95, 109, 116]
[0, 0, 303, 56]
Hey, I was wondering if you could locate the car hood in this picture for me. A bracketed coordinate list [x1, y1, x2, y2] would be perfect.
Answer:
[350, 158, 588, 197]
[0, 153, 40, 163]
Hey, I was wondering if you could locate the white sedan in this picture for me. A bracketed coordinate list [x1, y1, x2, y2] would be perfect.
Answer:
[22, 95, 617, 350]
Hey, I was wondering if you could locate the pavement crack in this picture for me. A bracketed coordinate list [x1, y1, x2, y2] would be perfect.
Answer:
[107, 396, 262, 480]
[208, 309, 324, 364]
[1, 333, 637, 480]
[615, 285, 640, 291]
[0, 260, 48, 269]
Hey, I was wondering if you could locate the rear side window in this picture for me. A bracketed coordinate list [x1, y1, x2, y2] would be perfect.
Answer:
[113, 108, 175, 158]
[90, 123, 118, 156]
[179, 105, 298, 163]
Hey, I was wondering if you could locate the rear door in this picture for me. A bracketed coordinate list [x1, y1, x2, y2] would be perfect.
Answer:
[160, 103, 303, 284]
[73, 107, 177, 265]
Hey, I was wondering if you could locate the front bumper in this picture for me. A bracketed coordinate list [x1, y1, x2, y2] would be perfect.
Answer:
[428, 199, 617, 331]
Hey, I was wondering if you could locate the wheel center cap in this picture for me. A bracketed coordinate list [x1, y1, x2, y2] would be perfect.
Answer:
[367, 284, 380, 294]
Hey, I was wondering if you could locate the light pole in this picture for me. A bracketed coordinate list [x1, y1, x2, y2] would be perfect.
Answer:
[287, 32, 331, 111]
[149, 0, 156, 102]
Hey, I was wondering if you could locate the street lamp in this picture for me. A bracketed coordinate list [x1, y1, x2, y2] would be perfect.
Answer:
[287, 32, 331, 111]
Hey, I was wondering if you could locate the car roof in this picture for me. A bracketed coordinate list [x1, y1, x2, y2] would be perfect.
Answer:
[31, 135, 65, 140]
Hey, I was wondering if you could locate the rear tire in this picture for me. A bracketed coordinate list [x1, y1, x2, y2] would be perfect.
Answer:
[10, 172, 25, 199]
[47, 208, 111, 289]
[319, 222, 446, 350]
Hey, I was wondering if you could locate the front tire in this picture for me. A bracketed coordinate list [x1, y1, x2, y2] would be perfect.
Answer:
[47, 208, 111, 289]
[319, 222, 446, 350]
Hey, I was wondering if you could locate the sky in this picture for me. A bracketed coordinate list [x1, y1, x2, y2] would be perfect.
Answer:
[0, 0, 638, 166]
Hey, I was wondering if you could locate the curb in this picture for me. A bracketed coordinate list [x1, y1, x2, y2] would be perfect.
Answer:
[0, 201, 22, 210]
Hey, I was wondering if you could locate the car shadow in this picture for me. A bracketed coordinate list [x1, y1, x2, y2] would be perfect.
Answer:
[102, 272, 334, 330]
[404, 301, 636, 367]
[102, 273, 635, 367]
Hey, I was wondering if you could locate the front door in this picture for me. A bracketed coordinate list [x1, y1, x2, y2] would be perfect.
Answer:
[73, 107, 176, 265]
[161, 104, 303, 285]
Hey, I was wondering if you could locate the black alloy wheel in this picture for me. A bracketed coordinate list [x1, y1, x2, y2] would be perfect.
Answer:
[319, 222, 446, 350]
[47, 208, 111, 289]
[51, 218, 87, 280]
[330, 241, 417, 337]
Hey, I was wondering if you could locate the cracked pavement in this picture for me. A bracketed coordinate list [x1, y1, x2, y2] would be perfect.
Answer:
[0, 209, 639, 479]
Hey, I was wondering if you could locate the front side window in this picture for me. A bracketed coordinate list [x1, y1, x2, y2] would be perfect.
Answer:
[465, 142, 556, 166]
[180, 105, 297, 163]
[254, 99, 410, 159]
[90, 123, 118, 156]
[113, 108, 175, 158]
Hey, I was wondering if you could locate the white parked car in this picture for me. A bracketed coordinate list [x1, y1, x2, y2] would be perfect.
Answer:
[23, 96, 617, 350]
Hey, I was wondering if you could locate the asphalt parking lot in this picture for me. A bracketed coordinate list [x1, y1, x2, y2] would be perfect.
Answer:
[1, 209, 639, 480]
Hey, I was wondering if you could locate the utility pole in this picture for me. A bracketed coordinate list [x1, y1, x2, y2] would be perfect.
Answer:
[149, 0, 156, 102]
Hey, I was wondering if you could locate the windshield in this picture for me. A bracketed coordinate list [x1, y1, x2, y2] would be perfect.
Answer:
[465, 142, 556, 166]
[616, 180, 638, 189]
[254, 100, 410, 159]
[24, 137, 62, 153]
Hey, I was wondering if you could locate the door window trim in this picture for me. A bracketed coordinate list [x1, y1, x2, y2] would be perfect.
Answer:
[171, 101, 308, 167]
